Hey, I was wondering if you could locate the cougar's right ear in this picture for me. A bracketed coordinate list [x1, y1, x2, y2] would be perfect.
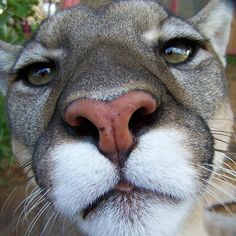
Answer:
[189, 0, 234, 66]
[0, 40, 21, 96]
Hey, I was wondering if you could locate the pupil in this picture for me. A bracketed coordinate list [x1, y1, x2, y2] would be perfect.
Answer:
[36, 68, 50, 77]
[166, 48, 174, 55]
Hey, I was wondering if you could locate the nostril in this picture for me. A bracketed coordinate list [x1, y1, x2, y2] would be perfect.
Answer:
[65, 117, 99, 140]
[129, 105, 158, 134]
[74, 116, 86, 126]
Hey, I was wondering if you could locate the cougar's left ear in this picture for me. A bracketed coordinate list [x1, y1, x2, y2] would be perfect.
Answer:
[0, 40, 21, 96]
[189, 0, 234, 66]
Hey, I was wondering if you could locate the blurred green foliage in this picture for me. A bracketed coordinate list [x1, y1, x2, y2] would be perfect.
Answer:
[0, 0, 39, 43]
[227, 55, 236, 65]
[0, 0, 39, 167]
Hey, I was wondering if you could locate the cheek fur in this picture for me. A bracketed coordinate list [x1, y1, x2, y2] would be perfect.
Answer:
[49, 142, 119, 217]
[125, 128, 198, 199]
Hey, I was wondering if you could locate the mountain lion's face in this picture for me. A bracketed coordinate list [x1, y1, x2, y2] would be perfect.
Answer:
[0, 0, 234, 235]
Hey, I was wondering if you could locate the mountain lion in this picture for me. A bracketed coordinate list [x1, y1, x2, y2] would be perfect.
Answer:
[0, 0, 235, 235]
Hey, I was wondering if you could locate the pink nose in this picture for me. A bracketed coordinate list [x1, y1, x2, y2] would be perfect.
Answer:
[64, 91, 157, 165]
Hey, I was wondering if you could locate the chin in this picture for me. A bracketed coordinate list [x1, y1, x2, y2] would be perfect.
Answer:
[76, 191, 195, 236]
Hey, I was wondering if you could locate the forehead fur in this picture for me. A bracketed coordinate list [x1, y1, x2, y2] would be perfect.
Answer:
[36, 0, 205, 47]
[15, 0, 204, 71]
[36, 0, 169, 47]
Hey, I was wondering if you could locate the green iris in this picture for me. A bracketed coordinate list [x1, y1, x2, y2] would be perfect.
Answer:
[27, 64, 55, 86]
[160, 41, 193, 64]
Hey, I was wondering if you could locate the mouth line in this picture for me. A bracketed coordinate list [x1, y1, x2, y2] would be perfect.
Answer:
[82, 184, 182, 220]
[82, 190, 115, 219]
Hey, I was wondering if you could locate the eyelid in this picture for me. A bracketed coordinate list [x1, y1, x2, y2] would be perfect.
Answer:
[158, 37, 208, 53]
[15, 60, 56, 75]
[13, 46, 64, 72]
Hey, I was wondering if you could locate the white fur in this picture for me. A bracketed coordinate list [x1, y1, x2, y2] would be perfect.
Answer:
[50, 142, 119, 217]
[0, 52, 15, 71]
[143, 18, 203, 47]
[13, 44, 64, 71]
[50, 128, 199, 236]
[79, 196, 194, 236]
[161, 18, 203, 42]
[13, 80, 52, 96]
[143, 27, 162, 46]
[125, 128, 197, 199]
[0, 45, 20, 95]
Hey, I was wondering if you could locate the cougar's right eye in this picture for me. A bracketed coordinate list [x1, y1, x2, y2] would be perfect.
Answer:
[159, 39, 195, 65]
[19, 63, 55, 86]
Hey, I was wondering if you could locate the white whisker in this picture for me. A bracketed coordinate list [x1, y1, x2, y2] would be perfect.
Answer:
[16, 188, 43, 229]
[196, 164, 236, 184]
[0, 187, 18, 216]
[39, 207, 55, 236]
[206, 164, 236, 178]
[25, 201, 52, 236]
[47, 212, 59, 236]
[201, 182, 233, 216]
[14, 185, 39, 218]
[22, 189, 51, 225]
[203, 178, 236, 204]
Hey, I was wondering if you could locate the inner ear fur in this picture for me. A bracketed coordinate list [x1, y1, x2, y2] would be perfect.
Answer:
[189, 0, 234, 66]
[0, 40, 21, 96]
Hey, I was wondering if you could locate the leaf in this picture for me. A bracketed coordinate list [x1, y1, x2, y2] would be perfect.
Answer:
[15, 4, 30, 17]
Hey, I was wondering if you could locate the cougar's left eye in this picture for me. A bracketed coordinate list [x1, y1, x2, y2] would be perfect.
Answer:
[159, 40, 193, 64]
[25, 63, 55, 86]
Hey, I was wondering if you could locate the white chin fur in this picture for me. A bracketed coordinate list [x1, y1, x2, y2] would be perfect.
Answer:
[49, 128, 198, 235]
[78, 197, 194, 236]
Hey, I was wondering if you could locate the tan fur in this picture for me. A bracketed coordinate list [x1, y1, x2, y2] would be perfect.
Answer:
[0, 0, 235, 235]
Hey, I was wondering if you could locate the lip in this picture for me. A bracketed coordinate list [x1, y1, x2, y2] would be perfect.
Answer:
[82, 182, 182, 220]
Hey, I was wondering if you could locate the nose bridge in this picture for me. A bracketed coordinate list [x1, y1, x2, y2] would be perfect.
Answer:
[59, 60, 152, 111]
[59, 49, 161, 108]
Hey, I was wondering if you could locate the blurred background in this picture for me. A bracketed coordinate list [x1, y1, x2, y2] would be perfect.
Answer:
[0, 0, 235, 235]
